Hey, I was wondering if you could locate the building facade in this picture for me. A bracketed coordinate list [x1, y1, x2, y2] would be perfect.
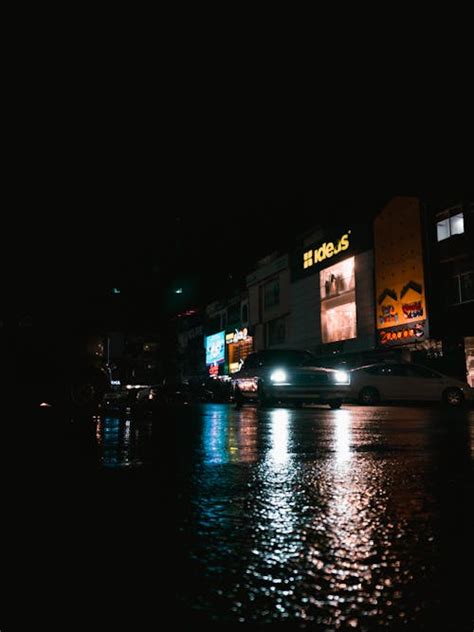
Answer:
[421, 197, 474, 384]
[289, 221, 376, 367]
[204, 292, 252, 378]
[246, 253, 290, 351]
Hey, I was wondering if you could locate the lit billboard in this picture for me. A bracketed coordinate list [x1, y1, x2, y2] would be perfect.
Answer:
[320, 256, 357, 343]
[374, 197, 428, 346]
[205, 331, 225, 365]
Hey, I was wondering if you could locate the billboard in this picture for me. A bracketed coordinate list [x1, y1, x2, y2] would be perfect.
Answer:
[205, 331, 225, 365]
[374, 197, 428, 346]
[320, 256, 357, 343]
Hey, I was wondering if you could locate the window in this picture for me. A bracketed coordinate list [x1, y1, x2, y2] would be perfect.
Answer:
[241, 303, 248, 323]
[405, 366, 440, 379]
[320, 257, 357, 343]
[460, 271, 474, 302]
[267, 317, 286, 346]
[448, 271, 474, 304]
[436, 209, 464, 241]
[364, 364, 407, 377]
[436, 218, 450, 242]
[264, 277, 280, 310]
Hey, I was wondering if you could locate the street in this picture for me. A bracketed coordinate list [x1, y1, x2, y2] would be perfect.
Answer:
[177, 403, 474, 631]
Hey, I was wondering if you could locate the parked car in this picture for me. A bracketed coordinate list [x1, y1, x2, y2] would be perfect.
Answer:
[101, 385, 162, 412]
[232, 349, 351, 409]
[349, 363, 474, 407]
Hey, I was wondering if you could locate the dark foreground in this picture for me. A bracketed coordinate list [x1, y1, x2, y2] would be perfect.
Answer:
[1, 406, 153, 632]
[177, 403, 474, 631]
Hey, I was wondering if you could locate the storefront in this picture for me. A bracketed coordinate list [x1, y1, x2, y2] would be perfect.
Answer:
[290, 224, 375, 364]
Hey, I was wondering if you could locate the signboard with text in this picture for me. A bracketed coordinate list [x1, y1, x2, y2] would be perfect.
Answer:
[205, 331, 225, 365]
[374, 197, 429, 346]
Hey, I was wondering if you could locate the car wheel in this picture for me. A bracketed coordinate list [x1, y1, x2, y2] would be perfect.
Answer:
[329, 399, 343, 409]
[443, 387, 464, 407]
[358, 387, 380, 406]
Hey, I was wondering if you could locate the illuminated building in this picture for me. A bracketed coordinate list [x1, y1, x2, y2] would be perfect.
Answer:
[289, 222, 376, 365]
[205, 292, 253, 377]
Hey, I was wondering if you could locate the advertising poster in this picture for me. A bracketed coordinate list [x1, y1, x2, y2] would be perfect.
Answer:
[205, 331, 225, 365]
[374, 197, 429, 346]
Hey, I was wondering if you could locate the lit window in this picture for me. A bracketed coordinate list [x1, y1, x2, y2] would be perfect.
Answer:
[436, 209, 464, 241]
[450, 212, 464, 236]
[436, 218, 450, 241]
[320, 257, 357, 343]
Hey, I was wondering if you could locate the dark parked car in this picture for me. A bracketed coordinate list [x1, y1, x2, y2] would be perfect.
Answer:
[232, 349, 351, 409]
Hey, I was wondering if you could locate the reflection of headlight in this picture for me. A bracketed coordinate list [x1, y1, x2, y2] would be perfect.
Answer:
[334, 370, 350, 384]
[270, 369, 287, 383]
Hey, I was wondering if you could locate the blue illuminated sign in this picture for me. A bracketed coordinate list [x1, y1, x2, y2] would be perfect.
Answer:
[205, 331, 225, 365]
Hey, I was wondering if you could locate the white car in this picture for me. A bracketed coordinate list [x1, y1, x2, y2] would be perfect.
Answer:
[232, 349, 351, 409]
[349, 363, 474, 407]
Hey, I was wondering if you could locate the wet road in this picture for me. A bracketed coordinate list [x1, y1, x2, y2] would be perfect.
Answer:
[177, 403, 474, 631]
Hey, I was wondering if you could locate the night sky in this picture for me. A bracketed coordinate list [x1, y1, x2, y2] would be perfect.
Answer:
[5, 150, 467, 328]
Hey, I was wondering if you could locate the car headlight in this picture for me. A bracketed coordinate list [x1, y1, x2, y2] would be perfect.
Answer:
[270, 369, 287, 383]
[334, 370, 350, 384]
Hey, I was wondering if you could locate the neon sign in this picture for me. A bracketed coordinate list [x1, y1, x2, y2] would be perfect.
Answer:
[205, 331, 225, 365]
[225, 328, 249, 345]
[379, 321, 426, 345]
[303, 231, 351, 269]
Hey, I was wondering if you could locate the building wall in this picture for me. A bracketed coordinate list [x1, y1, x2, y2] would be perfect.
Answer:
[289, 250, 375, 355]
[289, 275, 321, 350]
[354, 250, 376, 352]
[247, 254, 290, 350]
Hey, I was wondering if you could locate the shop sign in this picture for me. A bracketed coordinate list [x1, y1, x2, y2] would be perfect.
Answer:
[303, 231, 351, 270]
[209, 363, 219, 377]
[226, 328, 249, 345]
[374, 198, 429, 346]
[379, 321, 427, 345]
[205, 331, 225, 365]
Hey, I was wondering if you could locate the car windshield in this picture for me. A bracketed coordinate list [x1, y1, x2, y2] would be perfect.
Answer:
[261, 350, 317, 367]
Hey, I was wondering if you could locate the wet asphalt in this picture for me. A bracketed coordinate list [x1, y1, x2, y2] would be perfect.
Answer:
[176, 402, 474, 631]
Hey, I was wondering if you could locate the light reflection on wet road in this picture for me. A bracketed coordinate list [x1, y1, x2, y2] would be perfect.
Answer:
[95, 414, 152, 469]
[177, 404, 474, 630]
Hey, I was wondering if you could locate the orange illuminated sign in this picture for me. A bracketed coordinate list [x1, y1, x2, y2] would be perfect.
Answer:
[374, 197, 428, 346]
